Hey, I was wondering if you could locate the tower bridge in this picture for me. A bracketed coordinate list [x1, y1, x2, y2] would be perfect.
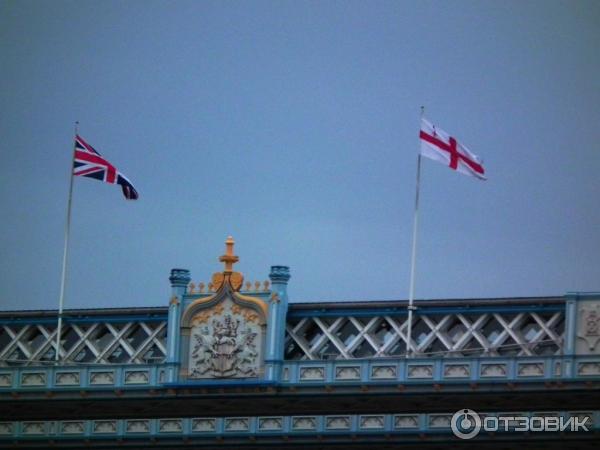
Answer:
[0, 237, 599, 448]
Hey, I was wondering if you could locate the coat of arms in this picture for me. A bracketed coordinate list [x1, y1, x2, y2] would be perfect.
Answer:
[189, 313, 260, 378]
[577, 304, 600, 354]
[182, 237, 267, 378]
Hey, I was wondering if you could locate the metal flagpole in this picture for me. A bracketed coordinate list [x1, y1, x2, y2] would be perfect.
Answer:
[406, 107, 425, 358]
[55, 121, 79, 362]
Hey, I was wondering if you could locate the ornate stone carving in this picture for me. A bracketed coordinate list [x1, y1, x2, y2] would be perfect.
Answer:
[299, 367, 325, 380]
[258, 417, 283, 431]
[443, 364, 470, 378]
[371, 365, 396, 379]
[0, 373, 12, 387]
[182, 237, 267, 380]
[192, 418, 216, 432]
[292, 417, 317, 430]
[394, 415, 419, 429]
[0, 423, 13, 435]
[407, 364, 433, 379]
[429, 414, 452, 428]
[124, 370, 149, 384]
[189, 306, 260, 378]
[360, 415, 385, 429]
[584, 310, 599, 335]
[126, 420, 150, 433]
[93, 421, 117, 434]
[577, 302, 600, 354]
[89, 371, 114, 385]
[517, 362, 544, 377]
[55, 372, 79, 386]
[326, 416, 351, 430]
[224, 418, 249, 431]
[577, 362, 600, 376]
[21, 372, 46, 387]
[480, 363, 507, 377]
[61, 421, 84, 434]
[159, 419, 182, 433]
[335, 366, 361, 380]
[22, 422, 46, 435]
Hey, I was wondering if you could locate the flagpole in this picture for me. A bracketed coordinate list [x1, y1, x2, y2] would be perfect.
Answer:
[406, 107, 424, 358]
[55, 122, 79, 362]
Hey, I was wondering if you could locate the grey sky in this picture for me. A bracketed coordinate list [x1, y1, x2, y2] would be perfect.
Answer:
[1, 0, 599, 310]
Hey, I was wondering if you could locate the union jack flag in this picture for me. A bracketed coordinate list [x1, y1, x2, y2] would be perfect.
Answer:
[73, 135, 139, 200]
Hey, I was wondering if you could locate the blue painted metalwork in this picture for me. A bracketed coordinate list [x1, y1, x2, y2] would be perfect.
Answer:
[264, 266, 290, 381]
[0, 314, 167, 326]
[1, 354, 599, 392]
[165, 269, 189, 380]
[0, 245, 598, 447]
[288, 304, 565, 318]
[0, 411, 597, 441]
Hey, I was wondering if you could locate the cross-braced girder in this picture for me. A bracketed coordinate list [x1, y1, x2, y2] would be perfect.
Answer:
[0, 320, 167, 366]
[285, 310, 564, 360]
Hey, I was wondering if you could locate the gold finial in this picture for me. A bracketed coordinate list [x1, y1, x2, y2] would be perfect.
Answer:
[219, 235, 239, 273]
[211, 236, 244, 291]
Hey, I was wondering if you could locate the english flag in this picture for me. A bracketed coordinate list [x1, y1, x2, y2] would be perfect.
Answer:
[73, 135, 139, 200]
[419, 118, 486, 180]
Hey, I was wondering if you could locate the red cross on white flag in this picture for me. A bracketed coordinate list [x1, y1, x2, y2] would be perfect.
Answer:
[419, 118, 486, 180]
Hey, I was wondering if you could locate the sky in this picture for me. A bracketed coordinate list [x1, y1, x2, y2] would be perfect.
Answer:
[0, 0, 599, 311]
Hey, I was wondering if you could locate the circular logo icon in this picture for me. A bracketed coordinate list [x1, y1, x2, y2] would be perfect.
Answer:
[451, 409, 481, 440]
